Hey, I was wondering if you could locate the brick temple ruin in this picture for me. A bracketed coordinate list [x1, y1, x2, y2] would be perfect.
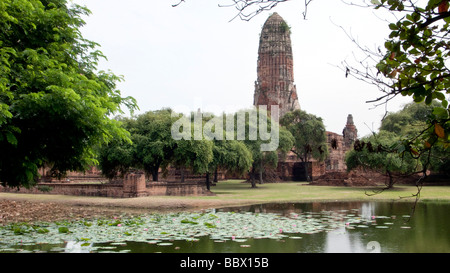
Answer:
[253, 12, 301, 117]
[252, 13, 359, 182]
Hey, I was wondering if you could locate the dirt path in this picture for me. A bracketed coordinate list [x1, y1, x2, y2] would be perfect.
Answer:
[0, 193, 253, 224]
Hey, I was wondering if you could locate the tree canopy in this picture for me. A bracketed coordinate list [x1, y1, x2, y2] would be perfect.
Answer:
[379, 101, 449, 176]
[280, 109, 328, 163]
[130, 109, 177, 181]
[97, 108, 293, 189]
[235, 108, 294, 187]
[0, 0, 137, 188]
[346, 101, 449, 191]
[346, 130, 421, 189]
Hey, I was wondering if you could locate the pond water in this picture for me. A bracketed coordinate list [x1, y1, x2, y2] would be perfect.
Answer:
[0, 201, 449, 253]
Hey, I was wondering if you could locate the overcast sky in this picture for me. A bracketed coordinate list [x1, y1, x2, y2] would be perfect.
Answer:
[72, 0, 412, 138]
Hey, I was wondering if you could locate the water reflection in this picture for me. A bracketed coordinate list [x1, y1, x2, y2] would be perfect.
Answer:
[361, 202, 376, 220]
[64, 241, 92, 253]
[217, 201, 450, 253]
[325, 227, 355, 253]
[5, 201, 449, 253]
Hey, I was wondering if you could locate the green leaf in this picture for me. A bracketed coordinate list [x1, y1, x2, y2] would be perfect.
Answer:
[425, 94, 433, 105]
[36, 228, 49, 234]
[413, 95, 425, 103]
[389, 23, 398, 30]
[5, 131, 17, 146]
[433, 92, 445, 101]
[432, 107, 449, 119]
[58, 227, 70, 233]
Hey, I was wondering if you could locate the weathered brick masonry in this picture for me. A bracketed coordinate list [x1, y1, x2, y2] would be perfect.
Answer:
[1, 173, 214, 197]
[254, 13, 359, 181]
[253, 12, 300, 117]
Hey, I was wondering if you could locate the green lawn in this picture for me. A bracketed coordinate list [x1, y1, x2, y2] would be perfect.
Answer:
[198, 180, 450, 204]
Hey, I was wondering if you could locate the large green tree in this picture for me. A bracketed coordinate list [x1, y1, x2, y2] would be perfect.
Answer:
[236, 108, 294, 187]
[130, 109, 177, 182]
[173, 138, 214, 183]
[0, 0, 137, 188]
[97, 135, 134, 180]
[280, 109, 328, 163]
[205, 112, 253, 189]
[206, 139, 253, 190]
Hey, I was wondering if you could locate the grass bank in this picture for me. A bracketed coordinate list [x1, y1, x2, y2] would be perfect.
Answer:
[1, 180, 449, 212]
[196, 180, 450, 204]
[1, 180, 449, 223]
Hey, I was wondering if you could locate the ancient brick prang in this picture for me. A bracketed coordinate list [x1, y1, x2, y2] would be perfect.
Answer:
[253, 12, 300, 117]
[343, 114, 358, 149]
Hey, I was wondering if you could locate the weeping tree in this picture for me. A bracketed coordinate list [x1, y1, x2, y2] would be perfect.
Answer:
[173, 137, 214, 184]
[234, 108, 294, 188]
[207, 139, 253, 190]
[189, 111, 254, 189]
[170, 111, 214, 184]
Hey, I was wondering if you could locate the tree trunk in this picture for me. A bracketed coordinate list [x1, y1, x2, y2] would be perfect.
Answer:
[250, 167, 257, 188]
[386, 170, 394, 189]
[213, 167, 218, 183]
[206, 172, 211, 191]
[151, 168, 159, 182]
[180, 168, 185, 183]
[259, 159, 263, 184]
[304, 155, 311, 182]
[304, 163, 310, 182]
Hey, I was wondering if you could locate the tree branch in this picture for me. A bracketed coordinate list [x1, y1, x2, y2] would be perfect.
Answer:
[172, 0, 185, 8]
[420, 11, 450, 28]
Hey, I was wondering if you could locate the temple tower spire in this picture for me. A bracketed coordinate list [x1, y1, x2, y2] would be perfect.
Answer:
[253, 12, 300, 117]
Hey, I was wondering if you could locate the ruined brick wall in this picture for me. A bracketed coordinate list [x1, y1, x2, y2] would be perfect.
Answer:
[253, 12, 300, 117]
[278, 116, 358, 181]
[1, 173, 214, 197]
[0, 183, 124, 197]
[325, 131, 347, 172]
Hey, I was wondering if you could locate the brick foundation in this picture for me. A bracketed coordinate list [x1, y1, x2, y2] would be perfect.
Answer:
[0, 173, 214, 198]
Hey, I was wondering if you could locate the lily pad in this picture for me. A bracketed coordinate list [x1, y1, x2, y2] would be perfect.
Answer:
[157, 242, 173, 246]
